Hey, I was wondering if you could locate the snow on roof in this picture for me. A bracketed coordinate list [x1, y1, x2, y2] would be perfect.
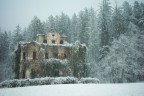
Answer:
[19, 41, 31, 45]
[36, 34, 45, 36]
[44, 58, 69, 65]
[19, 41, 86, 48]
[37, 41, 73, 47]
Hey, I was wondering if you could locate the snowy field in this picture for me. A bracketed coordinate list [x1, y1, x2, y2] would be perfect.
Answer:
[0, 83, 144, 96]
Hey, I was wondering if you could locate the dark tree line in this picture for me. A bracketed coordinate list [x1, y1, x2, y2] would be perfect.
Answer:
[0, 0, 144, 83]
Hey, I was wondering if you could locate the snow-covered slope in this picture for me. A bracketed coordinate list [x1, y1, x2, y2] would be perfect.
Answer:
[0, 83, 144, 96]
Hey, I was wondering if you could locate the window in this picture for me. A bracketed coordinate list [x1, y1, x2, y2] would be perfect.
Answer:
[54, 53, 58, 58]
[43, 39, 47, 43]
[23, 52, 26, 60]
[64, 54, 67, 59]
[52, 40, 55, 44]
[33, 51, 36, 60]
[45, 53, 48, 59]
[22, 71, 25, 78]
[60, 40, 63, 44]
[52, 34, 55, 36]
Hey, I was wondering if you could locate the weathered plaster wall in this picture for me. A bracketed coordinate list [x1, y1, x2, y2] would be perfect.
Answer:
[17, 32, 87, 79]
[47, 32, 61, 44]
[36, 35, 46, 43]
[36, 32, 64, 44]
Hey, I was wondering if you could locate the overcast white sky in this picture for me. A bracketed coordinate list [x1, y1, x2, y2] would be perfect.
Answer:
[0, 0, 143, 31]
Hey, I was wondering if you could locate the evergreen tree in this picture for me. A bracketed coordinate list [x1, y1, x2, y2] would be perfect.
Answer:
[0, 30, 12, 82]
[28, 16, 44, 40]
[13, 25, 23, 46]
[122, 1, 132, 23]
[54, 15, 61, 32]
[98, 21, 144, 83]
[45, 15, 56, 32]
[70, 13, 79, 42]
[112, 6, 127, 39]
[98, 0, 112, 59]
[78, 8, 90, 45]
[141, 2, 144, 16]
[22, 27, 28, 41]
[0, 28, 2, 63]
[133, 1, 142, 19]
[59, 13, 71, 41]
[99, 0, 112, 47]
[138, 3, 144, 29]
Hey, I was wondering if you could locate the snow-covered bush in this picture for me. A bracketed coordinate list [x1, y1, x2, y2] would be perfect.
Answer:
[79, 78, 99, 84]
[0, 77, 99, 88]
[0, 77, 78, 88]
[32, 77, 54, 85]
[0, 79, 19, 88]
[52, 77, 78, 84]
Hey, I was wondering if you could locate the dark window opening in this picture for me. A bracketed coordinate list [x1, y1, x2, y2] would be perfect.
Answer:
[43, 39, 47, 43]
[33, 51, 36, 60]
[52, 34, 55, 36]
[60, 40, 63, 44]
[45, 53, 48, 59]
[22, 71, 25, 78]
[52, 40, 55, 44]
[22, 66, 26, 78]
[54, 53, 58, 58]
[23, 52, 26, 60]
[64, 54, 67, 59]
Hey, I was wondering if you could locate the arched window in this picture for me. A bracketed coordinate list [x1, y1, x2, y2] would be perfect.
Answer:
[33, 51, 36, 60]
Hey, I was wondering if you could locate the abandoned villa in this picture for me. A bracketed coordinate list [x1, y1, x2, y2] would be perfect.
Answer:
[16, 31, 87, 79]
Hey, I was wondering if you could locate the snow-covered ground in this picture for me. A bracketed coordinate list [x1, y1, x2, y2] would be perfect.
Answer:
[0, 83, 144, 96]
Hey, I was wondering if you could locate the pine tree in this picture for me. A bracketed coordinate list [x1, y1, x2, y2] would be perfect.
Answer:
[133, 1, 142, 19]
[112, 6, 127, 39]
[141, 2, 144, 16]
[99, 0, 112, 47]
[0, 29, 3, 63]
[78, 8, 90, 45]
[122, 1, 132, 23]
[70, 13, 79, 43]
[98, 0, 112, 59]
[0, 30, 12, 81]
[45, 15, 56, 32]
[58, 13, 71, 41]
[28, 16, 44, 40]
[13, 25, 23, 45]
[138, 3, 144, 29]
